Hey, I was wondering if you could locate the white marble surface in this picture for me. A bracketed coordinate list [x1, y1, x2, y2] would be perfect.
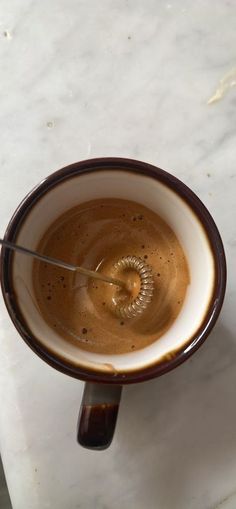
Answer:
[0, 1, 236, 508]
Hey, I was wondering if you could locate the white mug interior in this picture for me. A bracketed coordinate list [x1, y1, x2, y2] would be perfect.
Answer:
[12, 170, 215, 374]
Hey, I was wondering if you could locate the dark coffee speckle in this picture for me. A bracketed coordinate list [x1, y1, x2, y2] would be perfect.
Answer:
[82, 328, 87, 334]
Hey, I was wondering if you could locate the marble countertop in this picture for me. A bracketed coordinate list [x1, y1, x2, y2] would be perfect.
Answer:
[0, 1, 236, 508]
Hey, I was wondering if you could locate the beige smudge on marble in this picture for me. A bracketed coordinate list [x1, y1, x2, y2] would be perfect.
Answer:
[3, 30, 12, 39]
[208, 67, 236, 104]
[46, 121, 54, 129]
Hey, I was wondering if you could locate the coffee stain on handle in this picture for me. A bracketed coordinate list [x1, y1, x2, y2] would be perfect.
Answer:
[208, 67, 236, 104]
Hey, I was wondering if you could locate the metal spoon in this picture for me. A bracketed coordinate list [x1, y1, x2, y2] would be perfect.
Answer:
[0, 238, 126, 288]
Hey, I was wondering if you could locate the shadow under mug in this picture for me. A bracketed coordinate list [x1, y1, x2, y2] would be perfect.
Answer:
[0, 158, 226, 450]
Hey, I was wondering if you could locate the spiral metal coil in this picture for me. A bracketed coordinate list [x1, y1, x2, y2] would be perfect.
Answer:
[113, 255, 154, 319]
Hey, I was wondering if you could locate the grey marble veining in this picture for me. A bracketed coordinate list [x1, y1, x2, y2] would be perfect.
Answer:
[0, 0, 236, 508]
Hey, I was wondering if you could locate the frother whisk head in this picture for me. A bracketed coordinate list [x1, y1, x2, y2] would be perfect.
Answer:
[112, 255, 154, 319]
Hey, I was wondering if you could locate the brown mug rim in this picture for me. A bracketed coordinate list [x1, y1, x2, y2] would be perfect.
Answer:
[0, 158, 226, 384]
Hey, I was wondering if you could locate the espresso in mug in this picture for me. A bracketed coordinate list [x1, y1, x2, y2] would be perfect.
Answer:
[33, 199, 189, 354]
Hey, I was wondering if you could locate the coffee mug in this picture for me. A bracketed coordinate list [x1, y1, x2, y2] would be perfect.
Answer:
[0, 158, 226, 450]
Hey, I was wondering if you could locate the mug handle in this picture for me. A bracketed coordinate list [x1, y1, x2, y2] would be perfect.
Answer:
[77, 383, 122, 450]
